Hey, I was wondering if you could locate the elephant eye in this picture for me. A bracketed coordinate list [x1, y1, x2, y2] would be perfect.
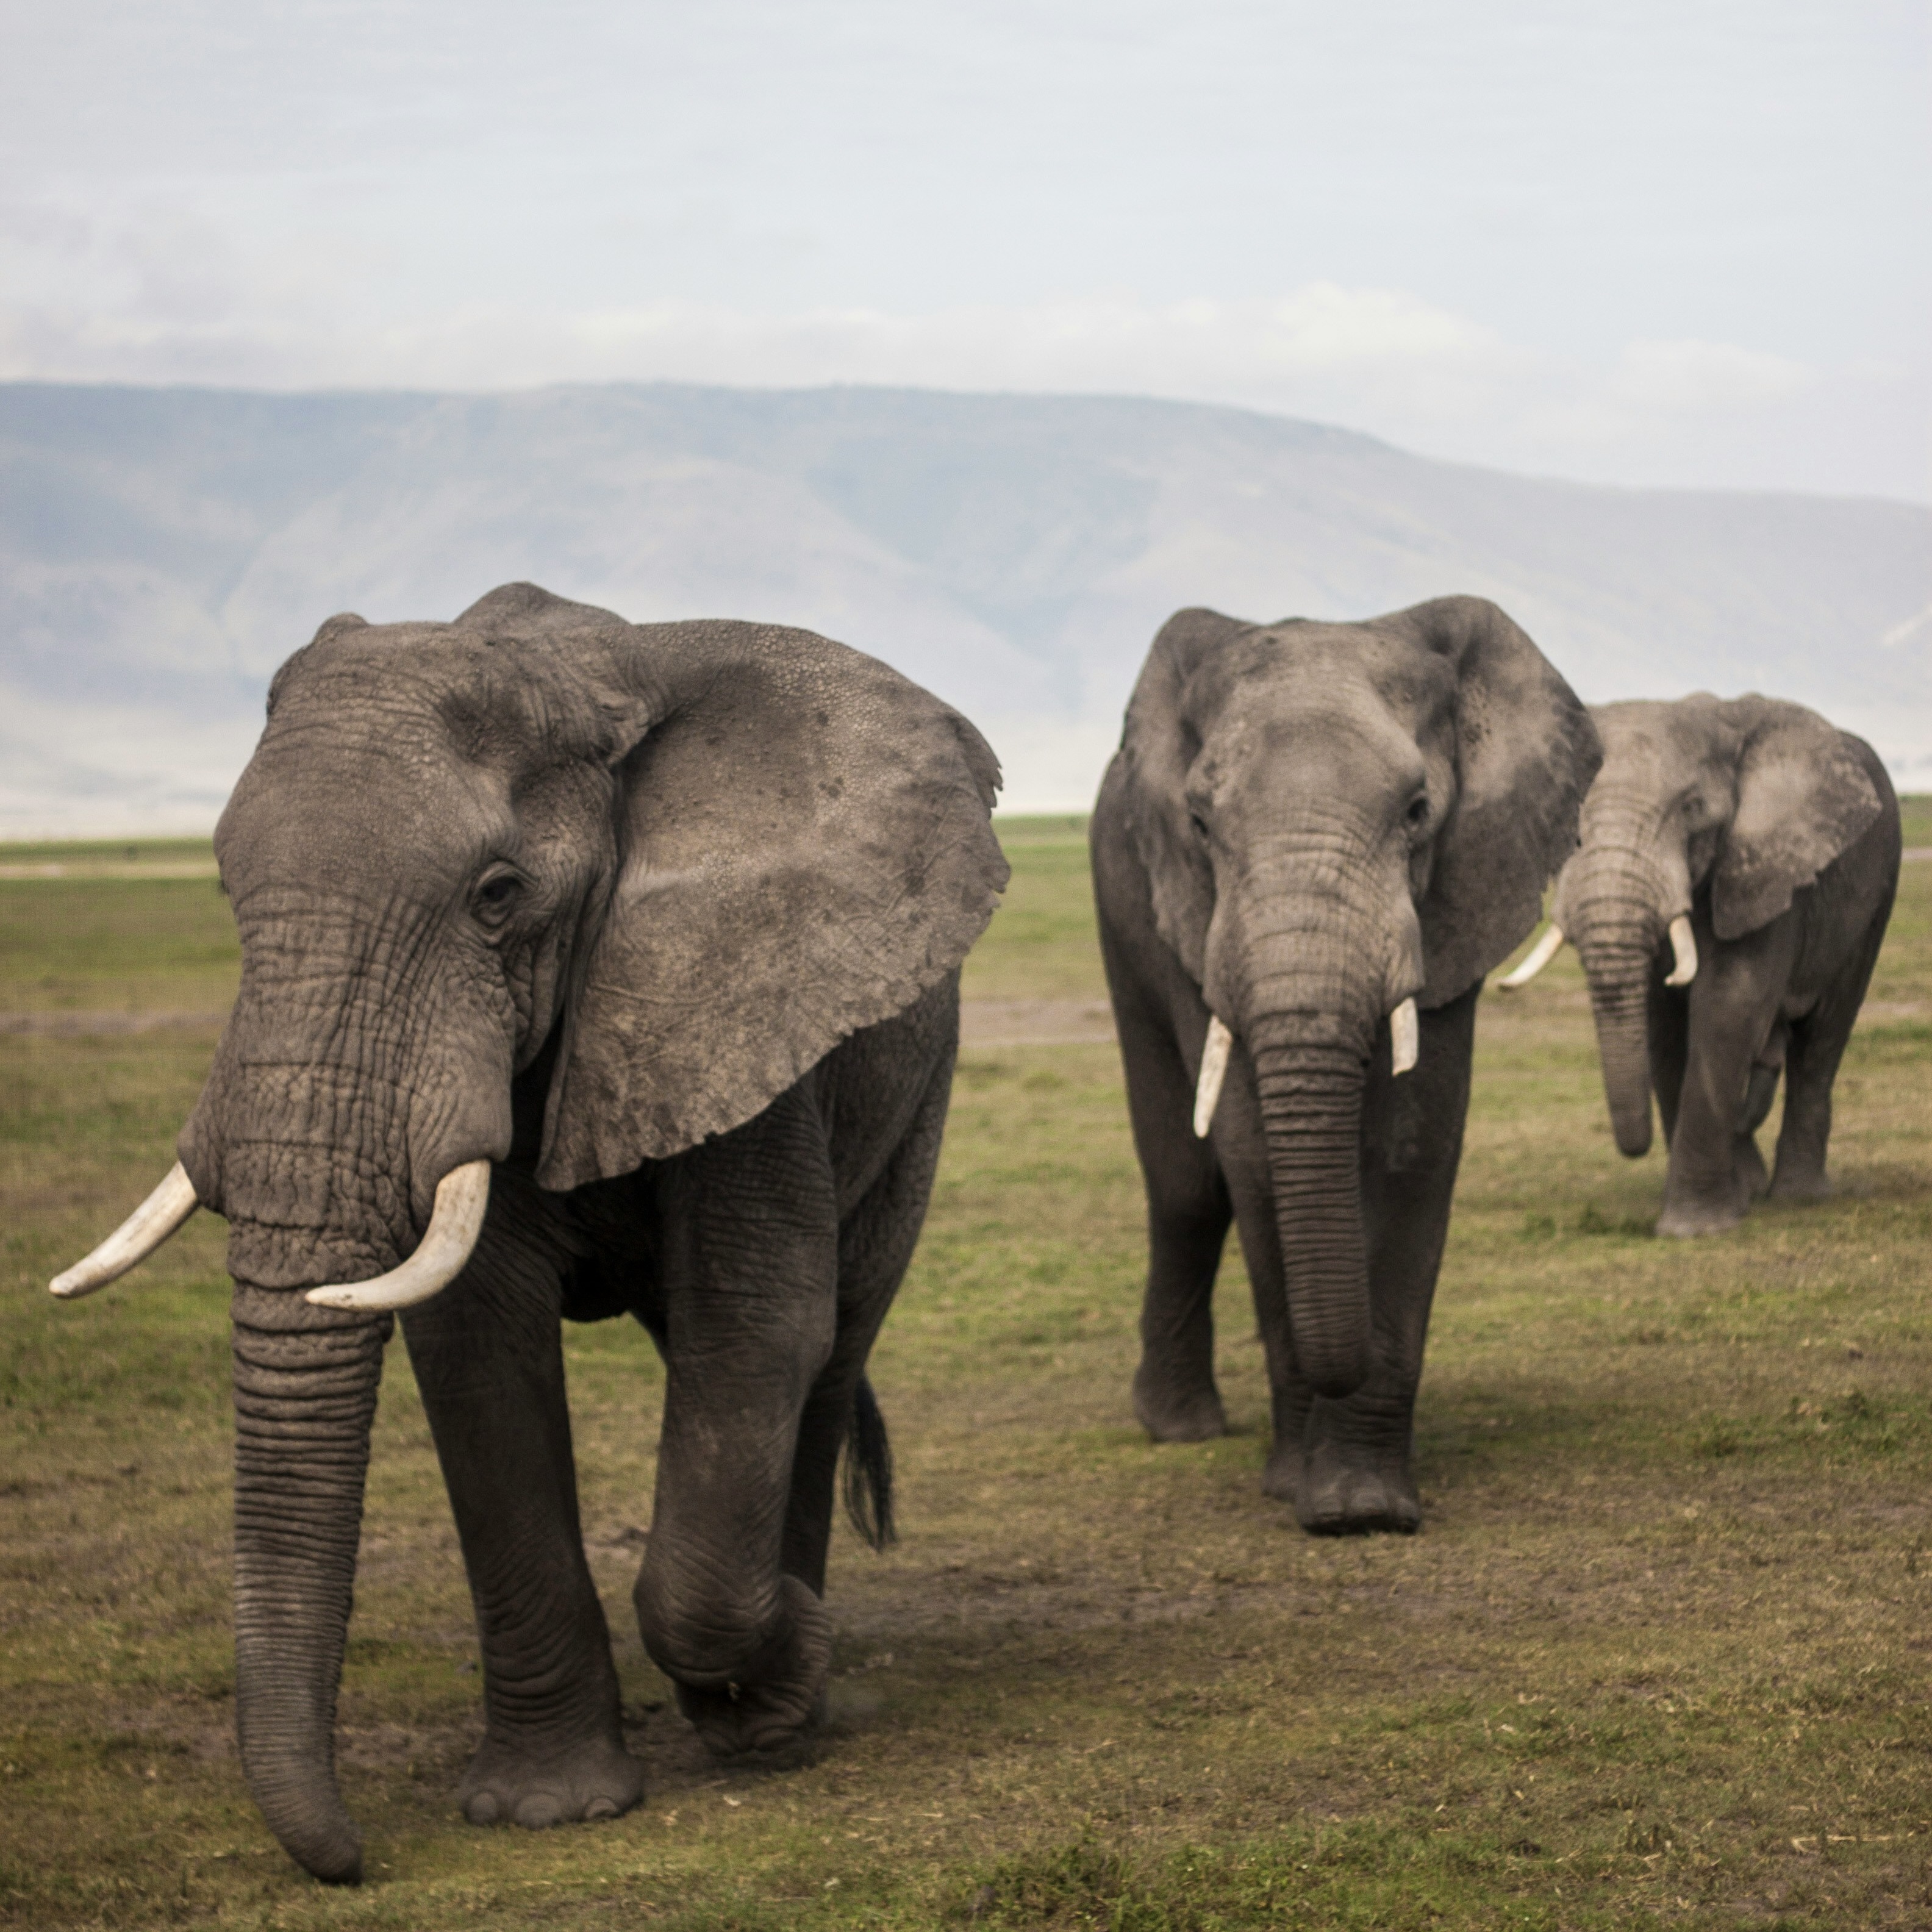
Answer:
[473, 870, 525, 925]
[1189, 812, 1210, 842]
[1404, 794, 1430, 831]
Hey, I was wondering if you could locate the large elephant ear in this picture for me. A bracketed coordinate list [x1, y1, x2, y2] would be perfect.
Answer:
[1118, 607, 1253, 979]
[1378, 596, 1602, 1006]
[1711, 698, 1886, 940]
[526, 607, 1008, 1189]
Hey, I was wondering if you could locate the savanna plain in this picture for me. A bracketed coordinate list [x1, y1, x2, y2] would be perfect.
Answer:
[3, 811, 1931, 1930]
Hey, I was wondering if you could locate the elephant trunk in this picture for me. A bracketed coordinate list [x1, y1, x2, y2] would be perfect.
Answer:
[1575, 911, 1658, 1158]
[1561, 805, 1692, 1161]
[1248, 1025, 1373, 1399]
[231, 1285, 392, 1886]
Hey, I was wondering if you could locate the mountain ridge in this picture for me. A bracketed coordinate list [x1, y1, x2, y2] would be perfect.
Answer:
[2, 379, 1926, 831]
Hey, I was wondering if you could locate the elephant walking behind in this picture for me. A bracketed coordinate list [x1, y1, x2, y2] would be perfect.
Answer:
[50, 583, 1008, 1883]
[1502, 693, 1900, 1234]
[1092, 598, 1600, 1535]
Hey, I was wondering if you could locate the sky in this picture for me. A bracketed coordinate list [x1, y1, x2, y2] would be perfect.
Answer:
[1, 0, 1928, 499]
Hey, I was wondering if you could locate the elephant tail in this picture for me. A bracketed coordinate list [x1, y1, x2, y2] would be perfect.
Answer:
[841, 1375, 896, 1552]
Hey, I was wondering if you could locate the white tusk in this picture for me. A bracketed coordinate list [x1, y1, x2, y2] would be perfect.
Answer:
[1496, 923, 1565, 991]
[304, 1160, 492, 1313]
[1390, 998, 1420, 1077]
[1193, 1016, 1233, 1138]
[1664, 914, 1698, 987]
[50, 1162, 199, 1299]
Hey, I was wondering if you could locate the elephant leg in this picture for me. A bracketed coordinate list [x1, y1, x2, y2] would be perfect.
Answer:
[1772, 912, 1886, 1199]
[1647, 979, 1690, 1148]
[1659, 918, 1795, 1236]
[634, 1090, 840, 1764]
[1294, 985, 1476, 1535]
[401, 1197, 639, 1830]
[1223, 1156, 1307, 1504]
[782, 1046, 954, 1597]
[1112, 993, 1234, 1442]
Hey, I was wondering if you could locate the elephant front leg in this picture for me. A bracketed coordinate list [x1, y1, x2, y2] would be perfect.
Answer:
[635, 1109, 841, 1764]
[1659, 923, 1794, 1235]
[1115, 1001, 1235, 1442]
[402, 1236, 640, 1830]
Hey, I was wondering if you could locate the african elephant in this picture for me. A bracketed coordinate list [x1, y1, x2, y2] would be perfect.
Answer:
[1091, 597, 1599, 1534]
[49, 583, 1007, 1884]
[1498, 694, 1898, 1235]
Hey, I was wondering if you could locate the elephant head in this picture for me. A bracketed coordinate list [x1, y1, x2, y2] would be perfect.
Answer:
[50, 582, 1006, 1883]
[1515, 695, 1884, 1156]
[1119, 596, 1598, 1397]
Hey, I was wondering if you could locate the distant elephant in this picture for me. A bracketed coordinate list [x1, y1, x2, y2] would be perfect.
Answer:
[1092, 597, 1599, 1533]
[1498, 694, 1898, 1234]
[49, 583, 1007, 1884]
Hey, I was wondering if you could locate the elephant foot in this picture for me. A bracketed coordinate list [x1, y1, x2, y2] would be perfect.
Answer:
[1769, 1164, 1831, 1203]
[676, 1576, 834, 1764]
[1293, 1444, 1420, 1537]
[1132, 1362, 1228, 1443]
[1259, 1438, 1301, 1503]
[459, 1730, 643, 1830]
[1656, 1195, 1745, 1237]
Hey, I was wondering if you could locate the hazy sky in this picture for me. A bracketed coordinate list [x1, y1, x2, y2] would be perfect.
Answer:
[3, 0, 1927, 498]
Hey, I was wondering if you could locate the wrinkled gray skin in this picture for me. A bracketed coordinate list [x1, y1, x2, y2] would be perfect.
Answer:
[1553, 695, 1898, 1236]
[1092, 598, 1600, 1533]
[171, 584, 1007, 1884]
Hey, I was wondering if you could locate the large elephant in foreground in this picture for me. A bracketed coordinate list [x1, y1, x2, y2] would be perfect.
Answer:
[1092, 597, 1600, 1534]
[1498, 694, 1898, 1234]
[51, 584, 1007, 1884]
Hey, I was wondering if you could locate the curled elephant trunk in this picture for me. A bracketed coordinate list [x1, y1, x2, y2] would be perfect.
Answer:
[1248, 1031, 1372, 1400]
[231, 1286, 391, 1886]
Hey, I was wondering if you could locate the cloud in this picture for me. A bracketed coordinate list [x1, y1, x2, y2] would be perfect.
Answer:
[1612, 338, 1810, 411]
[0, 194, 1923, 500]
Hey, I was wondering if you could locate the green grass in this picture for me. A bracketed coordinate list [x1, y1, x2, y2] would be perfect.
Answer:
[3, 813, 1931, 1928]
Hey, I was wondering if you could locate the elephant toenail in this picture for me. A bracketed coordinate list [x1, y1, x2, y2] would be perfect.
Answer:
[515, 1794, 565, 1829]
[464, 1791, 501, 1825]
[584, 1797, 619, 1821]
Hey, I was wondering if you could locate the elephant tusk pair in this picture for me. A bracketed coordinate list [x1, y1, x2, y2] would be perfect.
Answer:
[1499, 916, 1698, 992]
[1192, 998, 1420, 1139]
[49, 1158, 492, 1315]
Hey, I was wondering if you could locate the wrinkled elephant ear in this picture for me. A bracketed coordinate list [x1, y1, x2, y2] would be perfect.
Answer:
[1710, 698, 1886, 941]
[1379, 596, 1603, 1007]
[1117, 606, 1253, 979]
[527, 608, 1008, 1189]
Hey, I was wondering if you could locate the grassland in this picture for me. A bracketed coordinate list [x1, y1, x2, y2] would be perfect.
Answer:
[2, 814, 1930, 1929]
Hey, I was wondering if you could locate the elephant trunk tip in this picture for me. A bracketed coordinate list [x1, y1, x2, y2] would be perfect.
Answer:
[246, 1774, 363, 1885]
[1613, 1112, 1653, 1159]
[306, 1837, 364, 1889]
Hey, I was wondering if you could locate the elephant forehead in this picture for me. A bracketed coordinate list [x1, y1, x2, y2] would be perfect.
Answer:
[1595, 695, 1737, 771]
[220, 701, 520, 903]
[1190, 626, 1454, 724]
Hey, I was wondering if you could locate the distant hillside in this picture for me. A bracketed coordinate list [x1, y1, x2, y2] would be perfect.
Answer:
[2, 381, 1927, 831]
